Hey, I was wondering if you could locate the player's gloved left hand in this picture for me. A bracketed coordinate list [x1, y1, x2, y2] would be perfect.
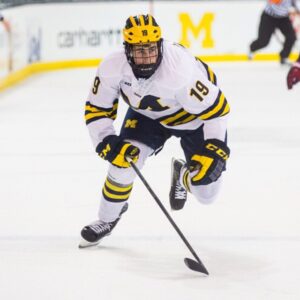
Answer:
[96, 135, 140, 168]
[287, 62, 300, 90]
[190, 139, 230, 185]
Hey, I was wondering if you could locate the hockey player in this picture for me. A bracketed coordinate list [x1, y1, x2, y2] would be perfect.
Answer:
[0, 12, 9, 29]
[79, 14, 230, 248]
[249, 0, 299, 65]
[287, 53, 300, 88]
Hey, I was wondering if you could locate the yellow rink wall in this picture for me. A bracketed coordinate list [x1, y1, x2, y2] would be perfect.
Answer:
[0, 59, 101, 92]
[1, 53, 300, 92]
[0, 1, 299, 92]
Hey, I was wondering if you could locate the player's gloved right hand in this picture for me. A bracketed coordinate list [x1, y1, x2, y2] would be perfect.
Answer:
[96, 135, 140, 168]
[190, 139, 230, 185]
[287, 62, 300, 90]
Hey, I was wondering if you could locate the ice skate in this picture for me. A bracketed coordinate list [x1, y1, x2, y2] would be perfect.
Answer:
[247, 52, 253, 61]
[280, 57, 292, 67]
[79, 202, 128, 248]
[169, 158, 187, 211]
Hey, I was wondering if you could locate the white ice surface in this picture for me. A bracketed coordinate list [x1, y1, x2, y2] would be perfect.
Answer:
[0, 63, 300, 300]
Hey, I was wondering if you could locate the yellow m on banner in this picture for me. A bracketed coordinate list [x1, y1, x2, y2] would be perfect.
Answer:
[179, 13, 215, 48]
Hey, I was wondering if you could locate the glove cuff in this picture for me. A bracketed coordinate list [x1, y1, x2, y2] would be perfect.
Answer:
[203, 139, 230, 160]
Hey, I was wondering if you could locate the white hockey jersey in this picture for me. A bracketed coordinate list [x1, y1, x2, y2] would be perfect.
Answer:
[85, 40, 229, 148]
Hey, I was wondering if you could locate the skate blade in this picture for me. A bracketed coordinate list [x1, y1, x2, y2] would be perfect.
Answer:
[78, 239, 100, 249]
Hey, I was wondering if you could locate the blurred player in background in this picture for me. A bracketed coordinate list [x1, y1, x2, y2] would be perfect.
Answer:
[0, 12, 9, 30]
[0, 11, 12, 72]
[249, 0, 299, 65]
[79, 14, 230, 248]
[287, 53, 300, 88]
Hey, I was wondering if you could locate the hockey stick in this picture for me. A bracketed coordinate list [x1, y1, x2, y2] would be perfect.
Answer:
[127, 157, 209, 275]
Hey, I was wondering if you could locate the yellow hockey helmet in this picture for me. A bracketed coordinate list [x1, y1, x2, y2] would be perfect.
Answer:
[123, 14, 163, 79]
[123, 14, 161, 44]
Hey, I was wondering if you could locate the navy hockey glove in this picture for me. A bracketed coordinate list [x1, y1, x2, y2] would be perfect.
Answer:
[190, 139, 230, 185]
[96, 135, 140, 168]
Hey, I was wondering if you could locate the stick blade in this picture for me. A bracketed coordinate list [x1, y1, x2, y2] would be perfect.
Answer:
[184, 258, 209, 275]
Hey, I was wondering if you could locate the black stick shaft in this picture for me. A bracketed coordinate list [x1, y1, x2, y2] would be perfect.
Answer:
[129, 161, 206, 269]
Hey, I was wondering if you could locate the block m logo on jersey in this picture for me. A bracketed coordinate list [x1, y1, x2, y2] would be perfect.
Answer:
[179, 13, 215, 48]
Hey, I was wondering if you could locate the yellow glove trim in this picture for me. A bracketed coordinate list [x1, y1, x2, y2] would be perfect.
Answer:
[99, 143, 111, 159]
[206, 143, 229, 160]
[120, 143, 131, 156]
[111, 143, 138, 168]
[191, 154, 214, 182]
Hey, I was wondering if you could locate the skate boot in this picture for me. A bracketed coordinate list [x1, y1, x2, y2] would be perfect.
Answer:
[280, 57, 291, 66]
[247, 51, 253, 61]
[79, 202, 128, 248]
[169, 158, 187, 211]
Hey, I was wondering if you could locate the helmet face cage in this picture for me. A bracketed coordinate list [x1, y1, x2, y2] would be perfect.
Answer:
[125, 40, 163, 79]
[123, 14, 163, 79]
[132, 42, 158, 64]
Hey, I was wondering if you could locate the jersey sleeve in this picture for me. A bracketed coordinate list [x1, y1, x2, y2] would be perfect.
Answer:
[176, 62, 230, 141]
[85, 58, 120, 149]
